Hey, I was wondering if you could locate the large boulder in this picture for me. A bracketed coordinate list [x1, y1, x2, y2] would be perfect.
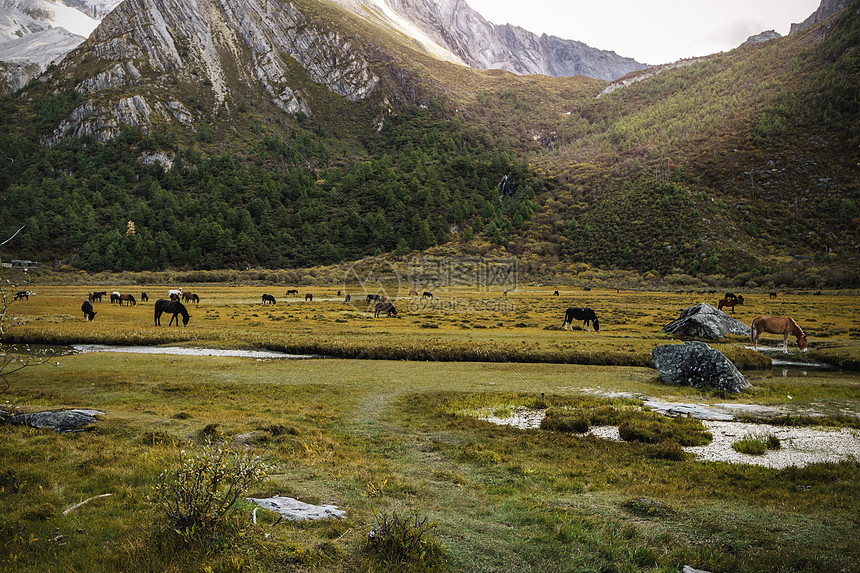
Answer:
[4, 409, 104, 432]
[652, 341, 750, 393]
[661, 303, 750, 340]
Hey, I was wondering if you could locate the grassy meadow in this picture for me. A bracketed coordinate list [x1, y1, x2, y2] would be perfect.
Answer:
[2, 281, 859, 572]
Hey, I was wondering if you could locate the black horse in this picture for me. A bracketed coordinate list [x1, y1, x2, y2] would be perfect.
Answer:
[562, 307, 600, 332]
[81, 300, 97, 321]
[422, 292, 433, 299]
[141, 292, 149, 302]
[262, 294, 276, 305]
[154, 299, 190, 326]
[286, 289, 299, 295]
[375, 302, 398, 317]
[305, 293, 313, 302]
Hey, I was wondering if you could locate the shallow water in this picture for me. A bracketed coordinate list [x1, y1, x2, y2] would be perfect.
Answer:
[71, 344, 323, 360]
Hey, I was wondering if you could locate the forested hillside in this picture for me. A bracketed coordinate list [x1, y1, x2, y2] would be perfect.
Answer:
[0, 2, 857, 287]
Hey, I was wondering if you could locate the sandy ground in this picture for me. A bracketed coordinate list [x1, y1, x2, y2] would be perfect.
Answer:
[477, 408, 860, 469]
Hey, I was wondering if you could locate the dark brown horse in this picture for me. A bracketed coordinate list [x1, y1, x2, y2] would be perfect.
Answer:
[154, 299, 190, 326]
[119, 293, 136, 306]
[717, 294, 744, 313]
[751, 316, 807, 353]
[374, 301, 397, 317]
[88, 291, 106, 302]
[81, 300, 97, 321]
[262, 294, 276, 305]
[562, 307, 600, 332]
[182, 292, 199, 304]
[140, 292, 149, 302]
[305, 293, 313, 302]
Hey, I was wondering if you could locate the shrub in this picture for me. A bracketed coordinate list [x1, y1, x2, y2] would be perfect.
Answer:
[365, 508, 446, 570]
[151, 444, 269, 536]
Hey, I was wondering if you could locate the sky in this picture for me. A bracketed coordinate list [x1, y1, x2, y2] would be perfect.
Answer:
[464, 0, 822, 65]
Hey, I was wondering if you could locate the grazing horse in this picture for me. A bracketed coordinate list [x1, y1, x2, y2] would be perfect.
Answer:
[344, 294, 351, 303]
[119, 293, 136, 306]
[718, 294, 744, 313]
[286, 289, 299, 295]
[553, 291, 559, 296]
[110, 291, 121, 304]
[262, 294, 276, 305]
[13, 291, 30, 300]
[751, 315, 807, 353]
[366, 294, 382, 304]
[182, 292, 199, 304]
[141, 292, 149, 302]
[89, 291, 106, 302]
[769, 291, 777, 299]
[168, 289, 182, 301]
[305, 293, 313, 302]
[422, 292, 433, 299]
[374, 301, 398, 317]
[408, 290, 418, 296]
[562, 307, 600, 332]
[81, 300, 97, 321]
[154, 299, 190, 326]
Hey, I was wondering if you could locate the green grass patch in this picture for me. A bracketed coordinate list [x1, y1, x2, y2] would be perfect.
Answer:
[732, 433, 781, 455]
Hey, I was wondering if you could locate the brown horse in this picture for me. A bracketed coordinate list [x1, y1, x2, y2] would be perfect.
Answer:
[119, 293, 136, 306]
[717, 294, 744, 313]
[182, 292, 199, 303]
[751, 316, 808, 353]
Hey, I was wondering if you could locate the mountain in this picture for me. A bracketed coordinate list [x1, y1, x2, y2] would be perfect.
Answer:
[333, 0, 647, 80]
[0, 0, 99, 89]
[791, 0, 855, 33]
[0, 0, 857, 286]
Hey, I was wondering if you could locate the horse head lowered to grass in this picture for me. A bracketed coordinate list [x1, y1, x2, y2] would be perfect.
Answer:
[751, 315, 807, 353]
[154, 299, 190, 326]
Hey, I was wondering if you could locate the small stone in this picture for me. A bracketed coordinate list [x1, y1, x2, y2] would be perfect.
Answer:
[246, 495, 345, 521]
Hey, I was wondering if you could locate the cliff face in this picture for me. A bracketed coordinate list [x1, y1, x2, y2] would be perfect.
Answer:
[378, 0, 646, 80]
[47, 0, 387, 143]
[790, 0, 856, 33]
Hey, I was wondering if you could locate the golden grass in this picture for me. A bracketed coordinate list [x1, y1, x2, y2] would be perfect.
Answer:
[1, 283, 859, 572]
[6, 284, 858, 369]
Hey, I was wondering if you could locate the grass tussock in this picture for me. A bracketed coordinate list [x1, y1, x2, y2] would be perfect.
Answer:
[618, 415, 712, 446]
[732, 433, 781, 456]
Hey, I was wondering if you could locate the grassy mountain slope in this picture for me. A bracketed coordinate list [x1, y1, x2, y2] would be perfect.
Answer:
[0, 1, 857, 286]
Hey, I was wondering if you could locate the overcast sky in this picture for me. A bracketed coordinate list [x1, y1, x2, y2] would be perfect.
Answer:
[464, 0, 821, 65]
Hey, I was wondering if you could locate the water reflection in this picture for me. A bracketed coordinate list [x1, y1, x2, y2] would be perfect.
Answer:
[71, 344, 323, 360]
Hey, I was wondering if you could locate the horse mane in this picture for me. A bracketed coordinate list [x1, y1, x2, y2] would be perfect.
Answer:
[788, 317, 805, 337]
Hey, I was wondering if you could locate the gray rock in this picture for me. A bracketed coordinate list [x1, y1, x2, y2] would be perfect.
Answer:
[661, 303, 751, 340]
[6, 409, 104, 432]
[246, 495, 345, 521]
[652, 341, 750, 393]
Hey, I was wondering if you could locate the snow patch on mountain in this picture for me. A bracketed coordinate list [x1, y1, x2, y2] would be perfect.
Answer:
[331, 0, 465, 65]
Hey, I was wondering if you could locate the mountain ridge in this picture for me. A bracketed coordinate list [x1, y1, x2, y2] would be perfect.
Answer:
[0, 0, 856, 285]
